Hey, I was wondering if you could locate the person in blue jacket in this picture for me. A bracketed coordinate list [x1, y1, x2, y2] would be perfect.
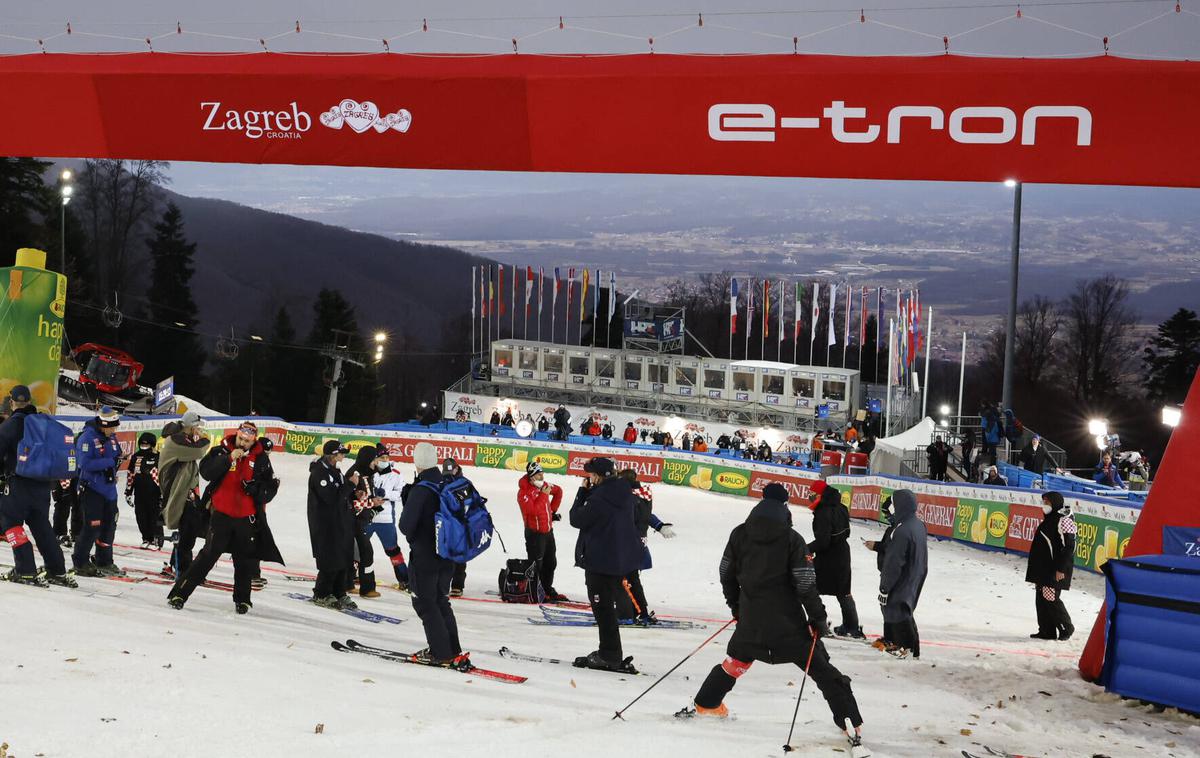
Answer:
[1093, 452, 1126, 489]
[73, 407, 126, 576]
[0, 385, 75, 587]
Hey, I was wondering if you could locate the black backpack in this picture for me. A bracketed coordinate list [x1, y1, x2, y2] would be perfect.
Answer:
[497, 558, 544, 604]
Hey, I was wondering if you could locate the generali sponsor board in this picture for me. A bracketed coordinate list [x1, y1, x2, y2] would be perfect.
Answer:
[915, 493, 958, 538]
[748, 470, 820, 505]
[567, 451, 663, 482]
[379, 437, 477, 464]
[1005, 504, 1044, 552]
[848, 485, 883, 520]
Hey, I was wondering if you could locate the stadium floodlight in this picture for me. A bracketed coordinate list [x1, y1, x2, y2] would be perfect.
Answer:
[938, 404, 950, 417]
[1004, 179, 1017, 188]
[1087, 419, 1108, 437]
[61, 168, 73, 181]
[61, 184, 74, 198]
[939, 419, 949, 427]
[1162, 406, 1182, 428]
[1096, 436, 1108, 450]
[374, 332, 387, 343]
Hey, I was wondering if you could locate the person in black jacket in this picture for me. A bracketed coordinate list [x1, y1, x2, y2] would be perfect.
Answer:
[1020, 435, 1058, 478]
[552, 405, 572, 441]
[399, 442, 468, 669]
[864, 505, 898, 650]
[347, 445, 383, 599]
[570, 457, 644, 673]
[52, 477, 82, 547]
[808, 482, 862, 638]
[244, 435, 285, 589]
[678, 484, 865, 751]
[615, 469, 677, 624]
[307, 440, 357, 610]
[1025, 491, 1076, 640]
[125, 432, 163, 548]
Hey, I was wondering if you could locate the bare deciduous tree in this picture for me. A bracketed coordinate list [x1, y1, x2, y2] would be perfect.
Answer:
[1061, 274, 1137, 403]
[76, 159, 169, 306]
[1016, 295, 1061, 387]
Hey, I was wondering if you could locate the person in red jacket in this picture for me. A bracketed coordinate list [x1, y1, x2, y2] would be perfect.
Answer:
[622, 423, 638, 444]
[167, 421, 264, 614]
[517, 460, 567, 601]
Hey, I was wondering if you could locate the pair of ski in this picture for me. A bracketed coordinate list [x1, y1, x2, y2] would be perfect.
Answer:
[124, 568, 257, 594]
[0, 564, 122, 598]
[332, 639, 527, 684]
[498, 646, 647, 676]
[962, 746, 1030, 758]
[529, 605, 707, 630]
[283, 593, 404, 625]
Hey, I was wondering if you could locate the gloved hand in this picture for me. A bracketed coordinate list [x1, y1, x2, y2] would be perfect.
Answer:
[658, 524, 677, 539]
[877, 591, 889, 606]
[730, 606, 739, 622]
[810, 617, 831, 638]
[552, 512, 562, 521]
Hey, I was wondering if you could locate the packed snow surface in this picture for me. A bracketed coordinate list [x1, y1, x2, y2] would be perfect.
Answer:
[2, 456, 1196, 758]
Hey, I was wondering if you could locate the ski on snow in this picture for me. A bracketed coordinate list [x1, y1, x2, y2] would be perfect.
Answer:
[497, 646, 647, 676]
[283, 593, 403, 624]
[332, 640, 526, 684]
[530, 607, 707, 630]
[125, 568, 257, 593]
[962, 747, 1031, 758]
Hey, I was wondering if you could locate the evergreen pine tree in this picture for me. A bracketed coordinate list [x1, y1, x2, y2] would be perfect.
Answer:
[1143, 308, 1200, 404]
[139, 203, 207, 394]
[261, 306, 308, 420]
[0, 157, 53, 260]
[306, 289, 374, 423]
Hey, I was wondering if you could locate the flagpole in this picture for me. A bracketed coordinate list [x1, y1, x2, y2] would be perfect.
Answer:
[885, 318, 895, 437]
[744, 278, 752, 361]
[523, 269, 529, 342]
[728, 278, 734, 361]
[921, 305, 933, 418]
[537, 269, 543, 343]
[759, 281, 765, 361]
[825, 286, 832, 367]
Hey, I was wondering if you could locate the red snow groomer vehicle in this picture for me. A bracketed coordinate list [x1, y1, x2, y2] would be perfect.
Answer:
[72, 343, 144, 396]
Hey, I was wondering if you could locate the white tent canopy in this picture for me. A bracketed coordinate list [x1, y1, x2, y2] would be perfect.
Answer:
[870, 417, 937, 476]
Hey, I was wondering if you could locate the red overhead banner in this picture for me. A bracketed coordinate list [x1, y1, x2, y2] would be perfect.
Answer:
[1, 53, 1197, 186]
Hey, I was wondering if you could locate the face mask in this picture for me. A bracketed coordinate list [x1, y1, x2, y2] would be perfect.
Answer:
[376, 461, 392, 472]
[1042, 504, 1053, 515]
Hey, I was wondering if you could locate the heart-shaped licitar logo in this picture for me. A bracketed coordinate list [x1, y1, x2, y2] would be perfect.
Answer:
[392, 109, 412, 133]
[339, 99, 379, 134]
[372, 116, 391, 134]
[320, 108, 344, 129]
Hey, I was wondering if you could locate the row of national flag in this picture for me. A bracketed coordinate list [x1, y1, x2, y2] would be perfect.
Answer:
[471, 264, 617, 346]
[728, 277, 924, 369]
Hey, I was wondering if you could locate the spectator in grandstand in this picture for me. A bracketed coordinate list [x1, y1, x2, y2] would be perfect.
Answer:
[925, 438, 949, 482]
[680, 432, 692, 451]
[692, 436, 709, 454]
[756, 439, 772, 462]
[537, 415, 550, 434]
[980, 403, 1003, 465]
[489, 410, 502, 426]
[1093, 452, 1127, 489]
[982, 465, 1007, 487]
[1020, 434, 1059, 477]
[501, 408, 516, 427]
[809, 432, 825, 468]
[961, 429, 976, 480]
[715, 433, 732, 455]
[857, 434, 876, 456]
[845, 422, 859, 445]
[622, 422, 637, 444]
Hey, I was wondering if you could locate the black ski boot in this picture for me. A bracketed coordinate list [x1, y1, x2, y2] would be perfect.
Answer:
[167, 595, 186, 610]
[3, 569, 49, 587]
[573, 651, 638, 674]
[235, 602, 252, 615]
[45, 571, 79, 588]
[844, 718, 871, 757]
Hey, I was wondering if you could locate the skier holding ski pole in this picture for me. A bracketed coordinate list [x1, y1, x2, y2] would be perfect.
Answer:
[675, 482, 869, 756]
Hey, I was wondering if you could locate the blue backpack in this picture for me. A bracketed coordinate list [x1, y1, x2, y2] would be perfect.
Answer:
[418, 476, 494, 562]
[15, 413, 79, 482]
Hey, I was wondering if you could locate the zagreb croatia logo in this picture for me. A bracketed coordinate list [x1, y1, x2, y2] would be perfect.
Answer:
[320, 99, 412, 134]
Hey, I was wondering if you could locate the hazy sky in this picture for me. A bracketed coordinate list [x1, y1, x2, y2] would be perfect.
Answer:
[14, 1, 1200, 211]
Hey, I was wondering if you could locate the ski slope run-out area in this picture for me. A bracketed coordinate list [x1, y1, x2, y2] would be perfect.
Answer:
[2, 456, 1195, 758]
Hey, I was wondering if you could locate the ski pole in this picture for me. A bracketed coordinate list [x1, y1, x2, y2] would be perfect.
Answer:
[782, 630, 820, 753]
[612, 618, 735, 721]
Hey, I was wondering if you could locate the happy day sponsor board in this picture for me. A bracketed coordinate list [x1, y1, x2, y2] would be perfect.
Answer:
[55, 413, 1142, 572]
[827, 475, 1138, 573]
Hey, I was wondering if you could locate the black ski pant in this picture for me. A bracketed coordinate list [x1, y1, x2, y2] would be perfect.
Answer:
[585, 571, 625, 663]
[836, 594, 860, 631]
[524, 528, 557, 592]
[1, 479, 65, 576]
[354, 522, 376, 595]
[695, 636, 863, 729]
[52, 495, 81, 541]
[314, 567, 349, 600]
[170, 500, 208, 575]
[1035, 585, 1072, 637]
[452, 562, 466, 592]
[617, 571, 649, 620]
[133, 491, 163, 544]
[171, 511, 256, 606]
[73, 489, 117, 570]
[409, 548, 461, 661]
[890, 604, 921, 658]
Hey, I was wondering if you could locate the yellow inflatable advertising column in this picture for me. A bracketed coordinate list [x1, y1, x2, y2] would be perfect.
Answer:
[1, 248, 67, 412]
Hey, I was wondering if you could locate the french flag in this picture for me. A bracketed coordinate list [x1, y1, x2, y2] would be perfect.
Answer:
[730, 278, 739, 335]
